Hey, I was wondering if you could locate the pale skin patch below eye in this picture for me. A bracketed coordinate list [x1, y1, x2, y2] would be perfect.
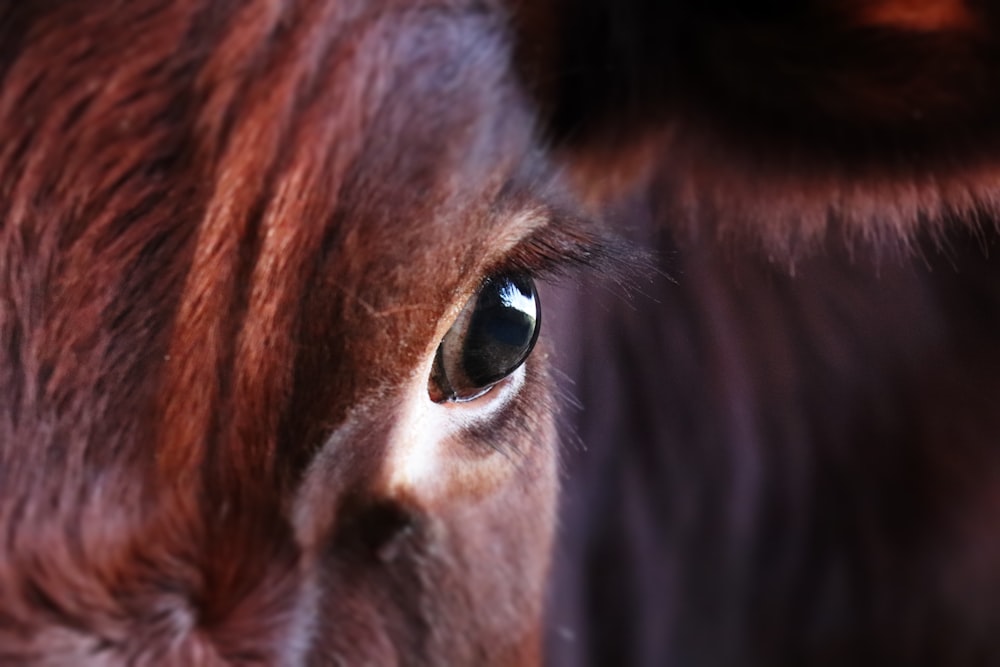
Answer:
[384, 355, 527, 498]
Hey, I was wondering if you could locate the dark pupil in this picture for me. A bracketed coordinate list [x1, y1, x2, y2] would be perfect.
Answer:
[460, 274, 540, 388]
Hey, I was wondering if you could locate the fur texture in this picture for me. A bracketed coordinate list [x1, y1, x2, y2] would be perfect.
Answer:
[0, 2, 567, 664]
[5, 1, 1000, 666]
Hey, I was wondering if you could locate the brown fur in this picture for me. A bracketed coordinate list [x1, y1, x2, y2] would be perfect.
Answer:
[0, 2, 570, 664]
[6, 1, 1000, 666]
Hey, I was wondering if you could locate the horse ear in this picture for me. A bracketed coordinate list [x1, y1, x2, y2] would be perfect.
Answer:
[511, 0, 684, 150]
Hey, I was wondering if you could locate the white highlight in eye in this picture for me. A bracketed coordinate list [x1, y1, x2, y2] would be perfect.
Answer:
[497, 280, 536, 319]
[384, 361, 525, 495]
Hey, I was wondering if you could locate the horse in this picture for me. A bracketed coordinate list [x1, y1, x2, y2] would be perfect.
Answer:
[3, 1, 1000, 665]
[0, 1, 585, 663]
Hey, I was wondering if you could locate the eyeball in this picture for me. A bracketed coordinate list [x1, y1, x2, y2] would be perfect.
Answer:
[429, 272, 541, 403]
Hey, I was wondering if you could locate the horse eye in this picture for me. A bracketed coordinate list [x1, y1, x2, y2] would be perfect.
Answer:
[429, 272, 541, 403]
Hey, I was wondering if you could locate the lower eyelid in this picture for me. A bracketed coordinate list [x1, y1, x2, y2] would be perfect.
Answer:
[437, 364, 526, 423]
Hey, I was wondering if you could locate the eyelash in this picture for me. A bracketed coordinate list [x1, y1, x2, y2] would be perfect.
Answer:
[487, 223, 642, 286]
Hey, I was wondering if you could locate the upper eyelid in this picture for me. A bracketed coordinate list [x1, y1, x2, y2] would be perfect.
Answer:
[488, 212, 644, 285]
[430, 214, 596, 345]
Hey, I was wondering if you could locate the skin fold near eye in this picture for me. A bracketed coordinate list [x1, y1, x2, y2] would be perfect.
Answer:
[429, 272, 541, 403]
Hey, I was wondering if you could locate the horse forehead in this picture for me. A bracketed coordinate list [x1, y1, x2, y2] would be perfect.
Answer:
[313, 76, 540, 345]
[316, 13, 536, 274]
